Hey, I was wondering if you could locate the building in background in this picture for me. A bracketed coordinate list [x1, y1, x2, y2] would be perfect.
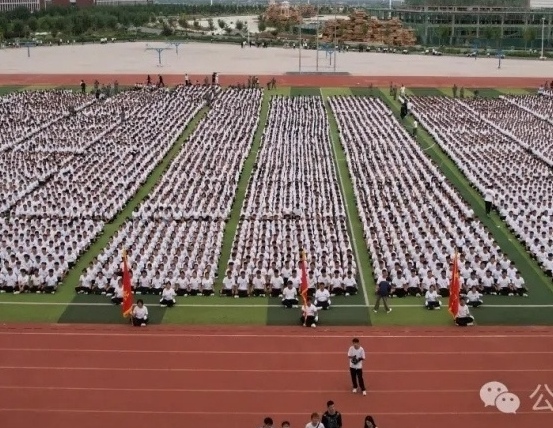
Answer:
[0, 0, 44, 12]
[394, 0, 553, 48]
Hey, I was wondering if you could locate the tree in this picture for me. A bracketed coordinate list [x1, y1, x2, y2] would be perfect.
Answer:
[218, 19, 226, 30]
[235, 20, 244, 31]
[523, 27, 537, 50]
[193, 18, 200, 30]
[168, 17, 177, 28]
[258, 20, 266, 32]
[207, 18, 215, 31]
[178, 14, 189, 29]
[11, 19, 25, 38]
[27, 16, 38, 33]
[161, 24, 173, 37]
[224, 26, 232, 35]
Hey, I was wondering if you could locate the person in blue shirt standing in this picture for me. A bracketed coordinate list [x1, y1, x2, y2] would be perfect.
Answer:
[374, 278, 392, 313]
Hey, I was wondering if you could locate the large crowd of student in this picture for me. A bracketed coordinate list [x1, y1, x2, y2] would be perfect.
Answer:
[0, 86, 208, 293]
[329, 96, 526, 298]
[81, 89, 263, 292]
[409, 95, 552, 279]
[1, 86, 551, 307]
[228, 96, 355, 301]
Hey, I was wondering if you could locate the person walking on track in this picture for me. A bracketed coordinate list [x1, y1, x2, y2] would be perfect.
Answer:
[348, 338, 367, 396]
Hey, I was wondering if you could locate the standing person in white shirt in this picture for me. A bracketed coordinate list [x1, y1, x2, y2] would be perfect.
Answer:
[424, 285, 441, 310]
[315, 283, 331, 310]
[131, 299, 149, 326]
[348, 338, 367, 396]
[305, 413, 325, 428]
[466, 286, 483, 308]
[301, 297, 319, 328]
[281, 282, 298, 308]
[455, 299, 474, 326]
[159, 282, 176, 307]
[484, 187, 495, 216]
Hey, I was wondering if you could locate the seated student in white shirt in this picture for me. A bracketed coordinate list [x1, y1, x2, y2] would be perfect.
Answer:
[43, 270, 59, 294]
[301, 297, 319, 328]
[455, 299, 475, 326]
[406, 270, 422, 297]
[390, 271, 408, 298]
[314, 283, 331, 310]
[220, 270, 235, 297]
[15, 269, 29, 294]
[282, 282, 299, 308]
[188, 271, 201, 297]
[330, 271, 344, 296]
[160, 282, 177, 307]
[481, 270, 496, 295]
[200, 271, 215, 296]
[131, 299, 149, 327]
[343, 270, 358, 296]
[466, 286, 483, 308]
[512, 271, 528, 297]
[497, 270, 515, 296]
[424, 285, 441, 310]
[269, 270, 284, 298]
[174, 271, 189, 296]
[75, 268, 91, 294]
[235, 271, 250, 298]
[251, 270, 267, 297]
[111, 278, 124, 305]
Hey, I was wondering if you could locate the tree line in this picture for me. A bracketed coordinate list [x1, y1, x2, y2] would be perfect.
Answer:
[0, 4, 264, 40]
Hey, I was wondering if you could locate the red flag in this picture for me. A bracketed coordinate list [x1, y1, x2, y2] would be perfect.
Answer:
[299, 250, 309, 307]
[448, 252, 461, 318]
[121, 249, 133, 318]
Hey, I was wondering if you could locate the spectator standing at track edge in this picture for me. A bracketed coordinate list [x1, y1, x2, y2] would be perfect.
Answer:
[348, 338, 367, 396]
[322, 400, 342, 428]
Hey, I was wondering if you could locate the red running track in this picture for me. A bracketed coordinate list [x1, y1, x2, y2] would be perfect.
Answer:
[0, 325, 552, 428]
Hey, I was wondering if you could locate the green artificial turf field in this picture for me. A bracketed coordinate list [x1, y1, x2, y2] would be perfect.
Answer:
[0, 85, 551, 327]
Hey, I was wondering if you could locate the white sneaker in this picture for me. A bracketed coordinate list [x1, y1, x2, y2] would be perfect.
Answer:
[387, 308, 392, 313]
[345, 293, 350, 297]
[311, 323, 316, 328]
[523, 293, 528, 297]
[362, 391, 367, 396]
[373, 309, 378, 313]
[352, 388, 357, 393]
[13, 291, 20, 295]
[508, 293, 514, 297]
[234, 295, 239, 299]
[140, 323, 146, 327]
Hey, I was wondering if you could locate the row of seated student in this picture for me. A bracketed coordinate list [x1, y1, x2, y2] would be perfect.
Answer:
[377, 267, 528, 298]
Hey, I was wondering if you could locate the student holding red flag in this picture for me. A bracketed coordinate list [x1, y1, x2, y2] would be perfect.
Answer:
[449, 252, 474, 326]
[121, 249, 134, 320]
[299, 249, 309, 307]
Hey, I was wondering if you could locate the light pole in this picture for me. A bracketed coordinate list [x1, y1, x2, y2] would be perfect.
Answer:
[541, 17, 546, 60]
[167, 41, 186, 56]
[315, 0, 320, 72]
[145, 45, 172, 67]
[333, 6, 338, 73]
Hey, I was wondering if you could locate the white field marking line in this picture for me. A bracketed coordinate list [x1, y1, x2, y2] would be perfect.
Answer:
[1, 331, 553, 339]
[0, 366, 551, 373]
[0, 385, 536, 394]
[322, 89, 369, 308]
[2, 348, 551, 355]
[0, 409, 542, 416]
[1, 301, 552, 308]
